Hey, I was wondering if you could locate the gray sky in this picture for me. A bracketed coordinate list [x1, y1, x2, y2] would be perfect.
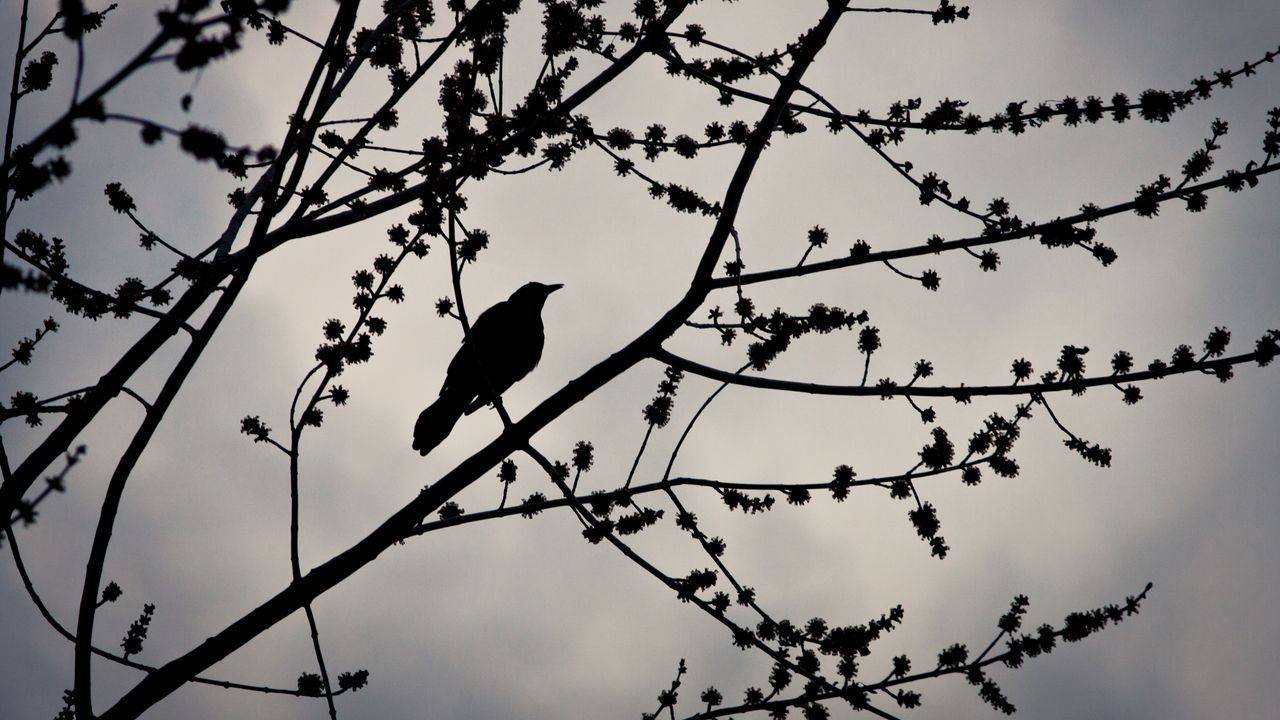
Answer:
[2, 2, 1278, 719]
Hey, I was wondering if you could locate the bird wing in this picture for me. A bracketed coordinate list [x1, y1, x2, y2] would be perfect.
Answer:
[438, 291, 548, 413]
[440, 298, 511, 397]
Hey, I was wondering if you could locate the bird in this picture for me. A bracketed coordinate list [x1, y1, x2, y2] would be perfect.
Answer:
[412, 281, 562, 456]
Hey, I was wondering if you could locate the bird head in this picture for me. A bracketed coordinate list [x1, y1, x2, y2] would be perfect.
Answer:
[510, 281, 563, 308]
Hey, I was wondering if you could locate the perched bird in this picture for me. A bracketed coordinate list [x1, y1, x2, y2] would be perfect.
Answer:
[412, 281, 562, 455]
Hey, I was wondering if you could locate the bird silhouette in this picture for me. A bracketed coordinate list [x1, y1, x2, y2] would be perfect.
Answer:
[412, 281, 562, 455]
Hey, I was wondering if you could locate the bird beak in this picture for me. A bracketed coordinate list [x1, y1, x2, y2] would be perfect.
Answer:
[547, 283, 564, 292]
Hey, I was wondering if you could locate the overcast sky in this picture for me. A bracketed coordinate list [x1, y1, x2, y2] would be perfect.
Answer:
[2, 2, 1278, 719]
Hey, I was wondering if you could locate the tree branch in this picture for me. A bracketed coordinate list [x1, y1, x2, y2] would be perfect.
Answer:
[654, 345, 1273, 399]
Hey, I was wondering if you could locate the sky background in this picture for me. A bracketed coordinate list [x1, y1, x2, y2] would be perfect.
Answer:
[2, 1, 1278, 719]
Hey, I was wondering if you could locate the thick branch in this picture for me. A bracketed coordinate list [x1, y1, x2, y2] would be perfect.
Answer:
[73, 265, 256, 719]
[0, 279, 217, 522]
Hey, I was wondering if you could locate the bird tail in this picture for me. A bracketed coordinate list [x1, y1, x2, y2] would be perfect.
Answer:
[412, 388, 469, 456]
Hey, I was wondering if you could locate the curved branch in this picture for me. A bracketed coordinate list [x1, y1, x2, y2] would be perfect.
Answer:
[405, 452, 994, 540]
[657, 32, 1278, 136]
[0, 30, 172, 176]
[712, 160, 1280, 289]
[5, 526, 336, 698]
[654, 346, 1273, 399]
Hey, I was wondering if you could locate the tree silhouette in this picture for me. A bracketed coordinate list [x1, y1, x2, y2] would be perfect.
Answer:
[2, 2, 1278, 719]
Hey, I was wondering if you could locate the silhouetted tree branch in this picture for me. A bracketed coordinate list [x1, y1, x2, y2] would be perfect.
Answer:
[3, 1, 1278, 719]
